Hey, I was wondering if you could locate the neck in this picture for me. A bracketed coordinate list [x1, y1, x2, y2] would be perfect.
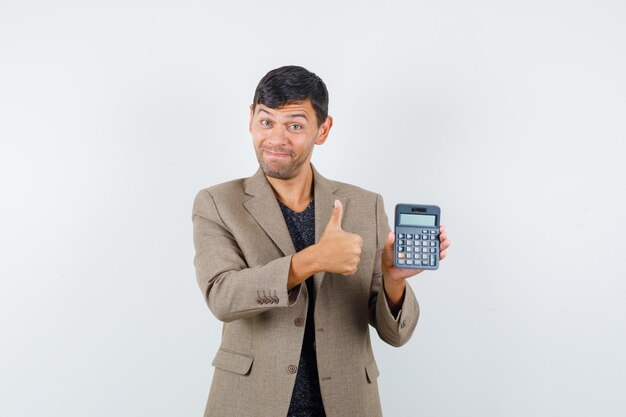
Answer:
[266, 164, 314, 212]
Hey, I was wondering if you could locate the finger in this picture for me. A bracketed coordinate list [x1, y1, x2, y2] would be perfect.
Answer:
[440, 239, 451, 251]
[439, 249, 447, 261]
[326, 199, 343, 231]
[343, 266, 358, 276]
[439, 225, 447, 241]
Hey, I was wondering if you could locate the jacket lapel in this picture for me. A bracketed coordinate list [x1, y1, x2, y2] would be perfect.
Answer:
[243, 168, 296, 256]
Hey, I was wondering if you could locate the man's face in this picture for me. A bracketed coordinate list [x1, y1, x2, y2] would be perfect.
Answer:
[250, 100, 332, 180]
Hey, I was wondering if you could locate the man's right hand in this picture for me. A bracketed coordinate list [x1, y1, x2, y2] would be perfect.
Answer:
[287, 200, 363, 290]
[316, 200, 363, 276]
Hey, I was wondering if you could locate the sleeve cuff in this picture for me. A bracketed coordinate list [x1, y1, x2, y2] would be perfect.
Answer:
[376, 282, 419, 346]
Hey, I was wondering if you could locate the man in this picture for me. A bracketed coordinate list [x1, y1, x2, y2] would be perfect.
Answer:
[192, 66, 450, 417]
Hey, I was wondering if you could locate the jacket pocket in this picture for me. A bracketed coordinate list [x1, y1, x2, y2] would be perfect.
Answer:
[365, 360, 380, 383]
[212, 348, 254, 376]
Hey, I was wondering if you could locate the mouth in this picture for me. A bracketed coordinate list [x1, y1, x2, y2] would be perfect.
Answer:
[263, 149, 292, 159]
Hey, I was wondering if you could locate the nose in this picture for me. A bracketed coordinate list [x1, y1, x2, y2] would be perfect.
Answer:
[266, 125, 291, 146]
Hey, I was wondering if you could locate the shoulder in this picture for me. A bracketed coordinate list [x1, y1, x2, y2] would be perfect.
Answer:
[313, 166, 381, 203]
[329, 178, 381, 204]
[193, 177, 249, 214]
[196, 178, 247, 199]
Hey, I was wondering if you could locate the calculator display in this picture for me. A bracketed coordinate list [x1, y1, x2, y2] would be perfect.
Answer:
[399, 214, 436, 227]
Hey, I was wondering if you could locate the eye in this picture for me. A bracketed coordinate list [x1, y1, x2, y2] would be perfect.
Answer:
[260, 120, 272, 127]
[290, 124, 303, 131]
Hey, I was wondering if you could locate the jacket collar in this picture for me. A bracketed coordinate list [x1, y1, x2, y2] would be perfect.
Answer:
[242, 164, 342, 255]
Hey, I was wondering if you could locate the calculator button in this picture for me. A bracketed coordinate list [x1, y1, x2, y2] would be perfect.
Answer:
[430, 230, 437, 234]
[430, 255, 436, 266]
[406, 240, 412, 246]
[422, 229, 428, 233]
[415, 235, 420, 240]
[430, 235, 436, 240]
[397, 259, 405, 265]
[414, 241, 420, 246]
[398, 240, 405, 245]
[398, 253, 406, 259]
[430, 248, 436, 253]
[406, 234, 413, 239]
[398, 233, 405, 239]
[414, 260, 422, 266]
[406, 260, 413, 265]
[406, 253, 412, 259]
[422, 254, 428, 260]
[430, 242, 436, 247]
[398, 246, 405, 252]
[421, 234, 428, 240]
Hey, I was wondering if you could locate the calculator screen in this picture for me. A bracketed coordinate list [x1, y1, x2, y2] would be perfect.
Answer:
[399, 213, 436, 227]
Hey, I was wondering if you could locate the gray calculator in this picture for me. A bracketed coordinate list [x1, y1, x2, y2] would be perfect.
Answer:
[394, 204, 441, 270]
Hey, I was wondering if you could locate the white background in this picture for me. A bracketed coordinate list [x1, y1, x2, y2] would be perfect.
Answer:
[1, 0, 625, 416]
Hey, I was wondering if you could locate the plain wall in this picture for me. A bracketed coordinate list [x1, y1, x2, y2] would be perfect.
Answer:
[1, 0, 625, 416]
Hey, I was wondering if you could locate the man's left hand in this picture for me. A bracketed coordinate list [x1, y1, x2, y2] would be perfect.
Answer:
[382, 225, 450, 282]
[381, 226, 450, 310]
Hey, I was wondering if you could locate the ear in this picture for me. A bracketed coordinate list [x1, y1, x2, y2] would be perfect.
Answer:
[314, 115, 333, 145]
[248, 104, 254, 133]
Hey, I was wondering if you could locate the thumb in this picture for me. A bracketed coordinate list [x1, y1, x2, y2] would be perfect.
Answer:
[326, 199, 343, 231]
[384, 231, 395, 251]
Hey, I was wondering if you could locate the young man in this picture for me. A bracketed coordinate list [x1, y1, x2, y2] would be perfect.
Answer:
[192, 66, 450, 417]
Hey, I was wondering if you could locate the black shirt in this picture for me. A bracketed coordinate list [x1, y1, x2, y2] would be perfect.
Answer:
[278, 198, 326, 417]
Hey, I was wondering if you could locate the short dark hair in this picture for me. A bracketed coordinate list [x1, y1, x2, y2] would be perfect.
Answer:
[252, 65, 329, 126]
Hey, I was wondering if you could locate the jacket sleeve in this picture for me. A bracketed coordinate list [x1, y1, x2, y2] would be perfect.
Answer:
[192, 189, 302, 322]
[368, 193, 420, 347]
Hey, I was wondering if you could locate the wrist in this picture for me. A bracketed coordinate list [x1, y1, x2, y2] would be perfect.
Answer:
[383, 275, 406, 305]
[303, 243, 324, 273]
[288, 245, 323, 289]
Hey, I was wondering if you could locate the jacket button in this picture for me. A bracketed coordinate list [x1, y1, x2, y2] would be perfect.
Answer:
[294, 317, 305, 327]
[287, 364, 297, 374]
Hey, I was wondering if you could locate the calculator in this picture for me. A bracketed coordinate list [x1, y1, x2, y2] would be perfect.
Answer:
[394, 204, 441, 270]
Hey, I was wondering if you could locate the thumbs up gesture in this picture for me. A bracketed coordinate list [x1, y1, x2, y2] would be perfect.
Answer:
[317, 200, 363, 275]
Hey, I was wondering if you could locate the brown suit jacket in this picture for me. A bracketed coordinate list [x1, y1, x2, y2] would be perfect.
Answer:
[192, 166, 419, 417]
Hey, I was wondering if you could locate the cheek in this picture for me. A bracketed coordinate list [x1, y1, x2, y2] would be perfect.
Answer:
[251, 129, 268, 146]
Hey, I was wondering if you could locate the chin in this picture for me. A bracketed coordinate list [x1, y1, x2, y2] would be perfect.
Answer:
[258, 160, 294, 180]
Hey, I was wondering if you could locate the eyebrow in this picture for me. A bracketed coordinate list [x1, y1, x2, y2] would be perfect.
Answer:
[258, 109, 308, 120]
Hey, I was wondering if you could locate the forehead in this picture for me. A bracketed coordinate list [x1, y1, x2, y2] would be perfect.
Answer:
[254, 100, 315, 119]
